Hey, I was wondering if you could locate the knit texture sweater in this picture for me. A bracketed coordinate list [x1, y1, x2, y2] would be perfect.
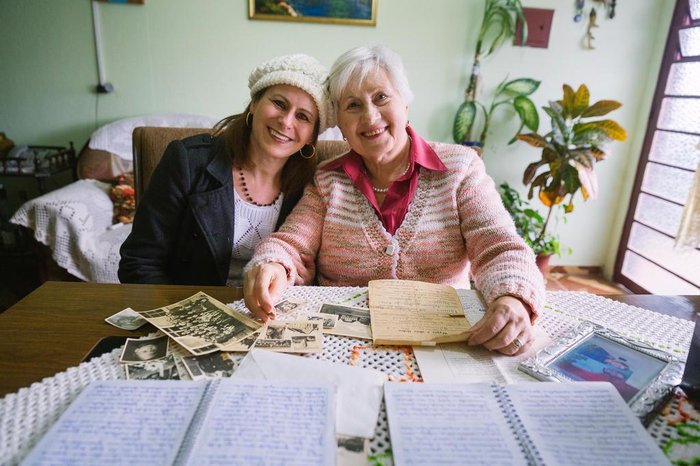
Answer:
[250, 141, 545, 318]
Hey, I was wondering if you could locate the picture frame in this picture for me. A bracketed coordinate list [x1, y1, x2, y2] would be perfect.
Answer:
[519, 321, 685, 424]
[249, 0, 377, 26]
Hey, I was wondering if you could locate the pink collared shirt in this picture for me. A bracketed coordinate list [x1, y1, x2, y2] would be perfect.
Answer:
[323, 127, 447, 235]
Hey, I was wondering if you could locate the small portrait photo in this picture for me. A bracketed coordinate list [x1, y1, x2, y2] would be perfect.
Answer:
[549, 333, 668, 402]
[125, 354, 180, 380]
[119, 335, 169, 363]
[182, 352, 236, 379]
[274, 298, 306, 316]
[105, 307, 147, 331]
[264, 323, 286, 340]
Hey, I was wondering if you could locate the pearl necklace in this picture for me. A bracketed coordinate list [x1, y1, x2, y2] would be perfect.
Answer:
[371, 161, 411, 193]
[238, 170, 280, 207]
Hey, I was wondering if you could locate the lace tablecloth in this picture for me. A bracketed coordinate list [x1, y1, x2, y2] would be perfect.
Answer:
[9, 179, 128, 283]
[0, 288, 696, 466]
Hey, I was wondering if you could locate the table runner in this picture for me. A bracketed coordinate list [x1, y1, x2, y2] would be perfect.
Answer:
[1, 288, 695, 466]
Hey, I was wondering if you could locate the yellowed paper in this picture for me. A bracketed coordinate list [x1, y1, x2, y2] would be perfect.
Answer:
[368, 279, 471, 346]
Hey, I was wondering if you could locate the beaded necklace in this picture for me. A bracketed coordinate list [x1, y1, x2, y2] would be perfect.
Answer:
[238, 170, 281, 207]
[371, 161, 411, 193]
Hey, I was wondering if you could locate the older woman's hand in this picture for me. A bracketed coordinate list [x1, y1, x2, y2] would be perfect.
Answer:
[467, 295, 534, 355]
[243, 263, 289, 322]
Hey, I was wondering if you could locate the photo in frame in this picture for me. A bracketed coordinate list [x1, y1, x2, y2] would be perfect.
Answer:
[518, 321, 685, 424]
[249, 0, 377, 26]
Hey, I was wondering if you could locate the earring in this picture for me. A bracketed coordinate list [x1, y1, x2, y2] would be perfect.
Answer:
[300, 144, 316, 159]
[406, 120, 410, 128]
[246, 112, 252, 128]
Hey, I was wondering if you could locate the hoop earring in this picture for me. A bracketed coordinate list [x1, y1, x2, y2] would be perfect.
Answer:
[246, 112, 252, 128]
[300, 144, 316, 159]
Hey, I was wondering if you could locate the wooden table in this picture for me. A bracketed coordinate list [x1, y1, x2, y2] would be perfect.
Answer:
[0, 282, 697, 398]
[0, 281, 242, 397]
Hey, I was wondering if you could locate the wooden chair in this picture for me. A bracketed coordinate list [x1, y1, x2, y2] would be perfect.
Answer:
[132, 126, 349, 205]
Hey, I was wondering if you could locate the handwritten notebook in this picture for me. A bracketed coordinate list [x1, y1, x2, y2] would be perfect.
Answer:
[384, 382, 669, 466]
[21, 379, 336, 466]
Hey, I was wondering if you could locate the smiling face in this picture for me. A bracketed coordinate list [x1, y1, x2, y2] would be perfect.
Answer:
[336, 67, 409, 165]
[248, 84, 318, 162]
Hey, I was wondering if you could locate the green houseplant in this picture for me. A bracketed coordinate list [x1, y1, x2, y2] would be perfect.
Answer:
[499, 182, 562, 257]
[452, 0, 540, 147]
[514, 83, 627, 254]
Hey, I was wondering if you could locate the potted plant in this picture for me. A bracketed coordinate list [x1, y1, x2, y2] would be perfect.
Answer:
[452, 0, 540, 148]
[499, 182, 563, 273]
[514, 83, 627, 265]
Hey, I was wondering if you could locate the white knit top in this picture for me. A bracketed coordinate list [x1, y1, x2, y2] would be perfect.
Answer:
[227, 188, 283, 286]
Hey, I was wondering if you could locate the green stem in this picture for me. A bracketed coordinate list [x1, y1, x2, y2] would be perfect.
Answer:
[536, 203, 555, 244]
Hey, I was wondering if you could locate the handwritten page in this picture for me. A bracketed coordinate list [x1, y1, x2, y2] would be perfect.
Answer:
[384, 382, 527, 466]
[413, 326, 551, 384]
[368, 279, 470, 345]
[21, 381, 207, 466]
[187, 379, 336, 466]
[506, 382, 670, 465]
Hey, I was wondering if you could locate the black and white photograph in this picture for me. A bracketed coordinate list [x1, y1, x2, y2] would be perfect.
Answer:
[318, 303, 372, 339]
[182, 352, 236, 379]
[254, 339, 293, 349]
[274, 297, 307, 316]
[137, 292, 261, 355]
[124, 354, 180, 380]
[119, 335, 169, 363]
[105, 307, 147, 331]
[304, 313, 339, 330]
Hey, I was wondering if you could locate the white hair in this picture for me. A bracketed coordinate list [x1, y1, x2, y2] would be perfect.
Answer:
[328, 44, 414, 107]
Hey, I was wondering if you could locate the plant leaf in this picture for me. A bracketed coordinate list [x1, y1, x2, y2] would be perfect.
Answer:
[562, 84, 575, 114]
[575, 119, 627, 141]
[453, 101, 476, 143]
[502, 78, 541, 96]
[581, 100, 622, 117]
[513, 96, 539, 131]
[561, 164, 580, 195]
[574, 160, 598, 200]
[523, 160, 544, 185]
[515, 133, 547, 147]
[570, 84, 590, 118]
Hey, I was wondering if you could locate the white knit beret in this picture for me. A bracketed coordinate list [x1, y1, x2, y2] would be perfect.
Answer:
[248, 53, 333, 133]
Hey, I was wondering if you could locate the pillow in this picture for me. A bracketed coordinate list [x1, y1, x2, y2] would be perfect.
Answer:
[109, 173, 136, 224]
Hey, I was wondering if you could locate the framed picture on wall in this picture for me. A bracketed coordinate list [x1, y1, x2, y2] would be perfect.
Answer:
[249, 0, 377, 26]
[95, 0, 145, 4]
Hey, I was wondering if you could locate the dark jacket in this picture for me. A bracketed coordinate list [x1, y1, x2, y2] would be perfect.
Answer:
[118, 134, 300, 285]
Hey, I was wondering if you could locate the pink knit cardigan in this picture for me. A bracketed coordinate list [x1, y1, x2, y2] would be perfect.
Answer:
[249, 142, 545, 318]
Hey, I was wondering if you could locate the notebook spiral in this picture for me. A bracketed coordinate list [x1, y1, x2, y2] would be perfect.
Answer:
[493, 384, 543, 466]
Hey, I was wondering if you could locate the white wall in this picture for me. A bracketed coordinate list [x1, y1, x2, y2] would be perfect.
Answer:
[0, 0, 674, 274]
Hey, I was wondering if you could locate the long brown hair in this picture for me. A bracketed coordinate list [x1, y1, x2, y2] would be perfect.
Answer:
[213, 89, 319, 202]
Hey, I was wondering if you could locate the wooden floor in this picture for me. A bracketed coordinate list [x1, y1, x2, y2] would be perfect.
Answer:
[545, 266, 629, 295]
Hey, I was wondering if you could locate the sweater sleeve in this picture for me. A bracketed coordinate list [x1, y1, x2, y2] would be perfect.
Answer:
[118, 140, 191, 284]
[246, 179, 327, 285]
[456, 152, 546, 321]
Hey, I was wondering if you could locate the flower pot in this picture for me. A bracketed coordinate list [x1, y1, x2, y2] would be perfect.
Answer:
[535, 253, 552, 276]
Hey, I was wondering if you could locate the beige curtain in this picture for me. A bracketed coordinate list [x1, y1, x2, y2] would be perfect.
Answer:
[675, 161, 700, 251]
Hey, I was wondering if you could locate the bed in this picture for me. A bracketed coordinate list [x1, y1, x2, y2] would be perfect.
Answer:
[9, 114, 218, 282]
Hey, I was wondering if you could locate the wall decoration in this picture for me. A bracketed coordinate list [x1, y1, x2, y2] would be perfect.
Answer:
[249, 0, 377, 26]
[95, 0, 144, 4]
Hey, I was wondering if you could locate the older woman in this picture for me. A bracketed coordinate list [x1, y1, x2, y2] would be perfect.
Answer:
[119, 53, 331, 286]
[244, 45, 545, 355]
